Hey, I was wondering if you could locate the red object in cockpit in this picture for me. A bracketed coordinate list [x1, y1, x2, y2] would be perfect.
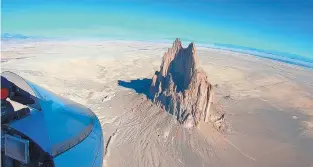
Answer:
[1, 88, 9, 100]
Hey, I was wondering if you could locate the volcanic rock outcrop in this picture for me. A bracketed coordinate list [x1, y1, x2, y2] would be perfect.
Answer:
[149, 39, 225, 129]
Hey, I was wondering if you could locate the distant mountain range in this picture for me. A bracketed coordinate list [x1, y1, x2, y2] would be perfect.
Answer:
[1, 33, 33, 40]
[1, 33, 64, 42]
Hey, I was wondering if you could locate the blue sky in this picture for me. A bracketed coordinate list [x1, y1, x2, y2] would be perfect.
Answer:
[2, 0, 313, 58]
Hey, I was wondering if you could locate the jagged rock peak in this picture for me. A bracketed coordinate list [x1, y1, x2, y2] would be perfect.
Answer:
[149, 39, 225, 129]
[173, 38, 182, 48]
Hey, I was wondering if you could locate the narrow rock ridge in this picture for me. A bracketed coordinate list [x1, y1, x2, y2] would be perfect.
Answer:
[149, 38, 225, 129]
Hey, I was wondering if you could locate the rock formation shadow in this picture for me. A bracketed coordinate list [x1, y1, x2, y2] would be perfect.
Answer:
[118, 78, 152, 99]
[118, 78, 180, 120]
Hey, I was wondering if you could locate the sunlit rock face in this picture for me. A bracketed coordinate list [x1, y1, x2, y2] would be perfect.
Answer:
[149, 38, 225, 129]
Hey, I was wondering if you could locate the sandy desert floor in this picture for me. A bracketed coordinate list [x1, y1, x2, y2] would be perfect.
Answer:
[1, 40, 313, 167]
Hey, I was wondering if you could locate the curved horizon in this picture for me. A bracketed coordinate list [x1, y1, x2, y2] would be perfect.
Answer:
[2, 0, 313, 59]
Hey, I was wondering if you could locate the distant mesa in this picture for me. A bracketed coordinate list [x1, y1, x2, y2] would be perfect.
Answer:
[149, 38, 225, 129]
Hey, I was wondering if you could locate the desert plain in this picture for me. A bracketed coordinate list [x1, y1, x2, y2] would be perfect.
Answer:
[1, 39, 313, 167]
